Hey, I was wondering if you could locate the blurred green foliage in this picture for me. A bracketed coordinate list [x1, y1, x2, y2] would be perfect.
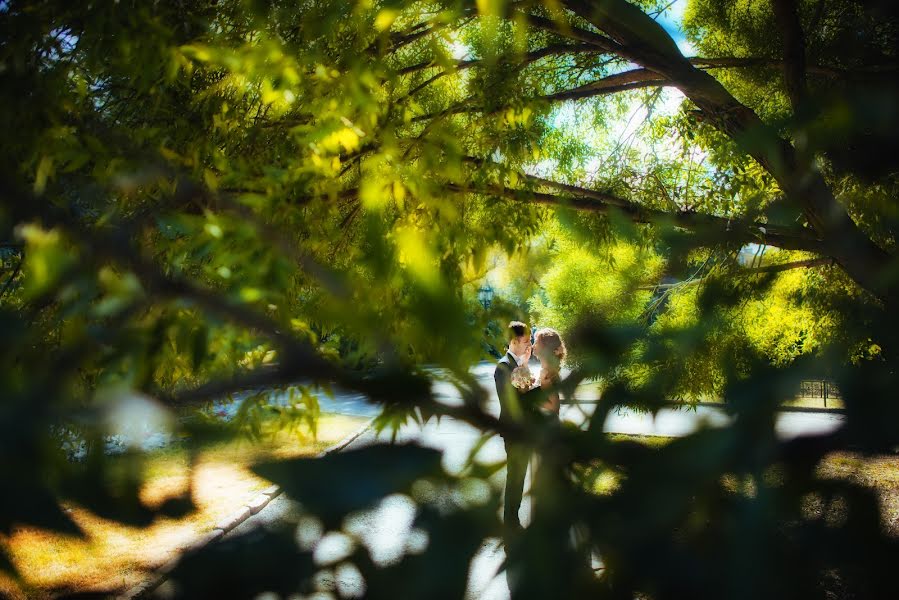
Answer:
[2, 0, 899, 598]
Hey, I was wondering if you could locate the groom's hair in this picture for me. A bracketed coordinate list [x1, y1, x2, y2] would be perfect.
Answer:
[508, 321, 528, 340]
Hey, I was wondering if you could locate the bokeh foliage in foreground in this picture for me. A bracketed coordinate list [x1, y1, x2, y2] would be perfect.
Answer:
[2, 0, 899, 597]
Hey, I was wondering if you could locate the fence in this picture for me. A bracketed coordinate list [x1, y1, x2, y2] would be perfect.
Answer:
[798, 380, 842, 407]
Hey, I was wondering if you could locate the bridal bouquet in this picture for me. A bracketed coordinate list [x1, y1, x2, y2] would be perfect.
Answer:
[511, 365, 535, 392]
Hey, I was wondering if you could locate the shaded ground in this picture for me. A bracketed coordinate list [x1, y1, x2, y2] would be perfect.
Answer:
[817, 452, 899, 536]
[0, 414, 367, 600]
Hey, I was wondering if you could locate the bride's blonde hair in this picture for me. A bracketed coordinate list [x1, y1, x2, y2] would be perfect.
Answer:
[534, 327, 566, 369]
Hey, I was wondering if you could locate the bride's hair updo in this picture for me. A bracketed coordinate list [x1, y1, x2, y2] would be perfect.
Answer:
[534, 327, 566, 367]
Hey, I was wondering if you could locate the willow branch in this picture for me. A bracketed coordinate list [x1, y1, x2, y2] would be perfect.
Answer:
[461, 155, 635, 209]
[444, 181, 824, 253]
[0, 179, 385, 402]
[637, 257, 835, 290]
[461, 156, 817, 252]
[397, 42, 600, 77]
[516, 10, 623, 53]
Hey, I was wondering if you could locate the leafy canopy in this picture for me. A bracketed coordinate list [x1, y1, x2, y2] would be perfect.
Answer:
[2, 0, 899, 598]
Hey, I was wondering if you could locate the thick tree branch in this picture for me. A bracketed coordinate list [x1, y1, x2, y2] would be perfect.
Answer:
[541, 69, 670, 102]
[411, 68, 669, 123]
[461, 156, 821, 252]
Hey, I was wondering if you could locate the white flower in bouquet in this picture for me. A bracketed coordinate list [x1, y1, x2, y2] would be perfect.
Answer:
[511, 365, 535, 392]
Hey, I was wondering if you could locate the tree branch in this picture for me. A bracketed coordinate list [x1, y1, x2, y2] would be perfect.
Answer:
[637, 257, 835, 290]
[461, 155, 823, 252]
[397, 42, 601, 77]
[399, 52, 896, 82]
[750, 256, 833, 273]
[515, 10, 624, 53]
[541, 69, 670, 102]
[372, 12, 475, 56]
[461, 155, 636, 209]
[443, 180, 824, 253]
[410, 68, 669, 123]
[0, 185, 522, 441]
[685, 56, 899, 78]
[395, 43, 605, 106]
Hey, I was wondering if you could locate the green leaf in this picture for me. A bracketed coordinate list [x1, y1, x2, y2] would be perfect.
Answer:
[253, 444, 442, 525]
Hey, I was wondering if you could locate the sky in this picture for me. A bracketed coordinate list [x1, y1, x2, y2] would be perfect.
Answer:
[542, 0, 702, 180]
[646, 0, 696, 115]
[550, 0, 696, 131]
[656, 0, 697, 56]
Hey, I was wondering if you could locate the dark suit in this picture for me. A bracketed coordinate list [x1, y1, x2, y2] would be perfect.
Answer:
[494, 351, 519, 422]
[494, 352, 531, 530]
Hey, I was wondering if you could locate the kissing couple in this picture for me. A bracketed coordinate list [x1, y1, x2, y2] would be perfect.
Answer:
[493, 321, 567, 533]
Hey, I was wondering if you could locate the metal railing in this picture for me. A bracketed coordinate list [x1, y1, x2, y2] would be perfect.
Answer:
[798, 380, 842, 407]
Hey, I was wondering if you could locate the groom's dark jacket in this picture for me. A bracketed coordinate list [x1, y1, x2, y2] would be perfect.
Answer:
[494, 351, 540, 425]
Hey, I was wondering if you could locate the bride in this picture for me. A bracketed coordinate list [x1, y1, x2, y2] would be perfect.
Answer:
[532, 327, 566, 416]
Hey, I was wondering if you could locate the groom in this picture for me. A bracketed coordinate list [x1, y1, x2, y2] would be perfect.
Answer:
[494, 321, 532, 532]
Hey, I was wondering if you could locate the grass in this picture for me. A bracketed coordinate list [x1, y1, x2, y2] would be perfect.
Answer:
[571, 381, 845, 410]
[783, 396, 846, 410]
[697, 396, 846, 410]
[0, 413, 369, 600]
